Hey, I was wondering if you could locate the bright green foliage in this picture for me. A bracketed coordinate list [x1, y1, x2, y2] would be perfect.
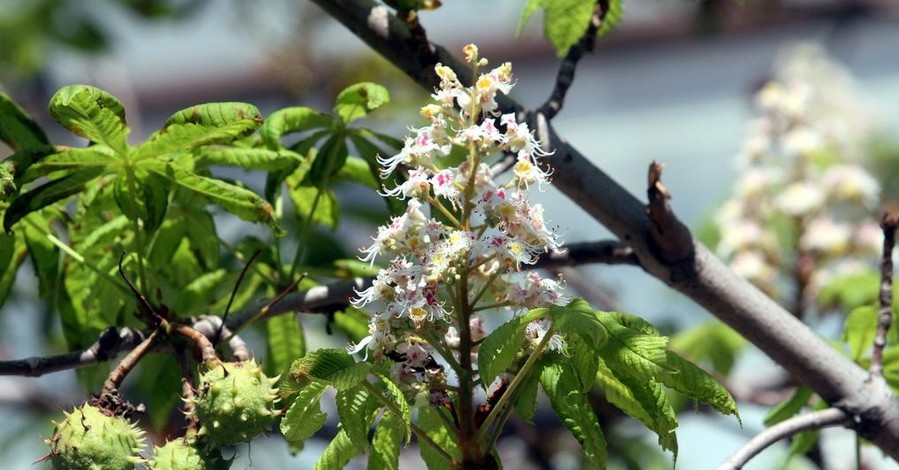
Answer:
[280, 382, 328, 449]
[336, 385, 380, 452]
[477, 315, 527, 387]
[333, 83, 391, 124]
[192, 361, 279, 445]
[0, 91, 49, 153]
[368, 411, 405, 470]
[843, 305, 879, 361]
[290, 348, 370, 390]
[670, 321, 747, 375]
[518, 0, 625, 56]
[148, 438, 230, 470]
[266, 315, 306, 376]
[313, 430, 359, 470]
[417, 407, 461, 470]
[374, 372, 412, 443]
[765, 386, 812, 426]
[540, 354, 608, 468]
[46, 404, 145, 470]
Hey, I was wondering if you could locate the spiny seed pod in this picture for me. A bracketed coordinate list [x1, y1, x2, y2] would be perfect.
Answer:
[148, 438, 230, 470]
[190, 361, 278, 445]
[45, 403, 144, 470]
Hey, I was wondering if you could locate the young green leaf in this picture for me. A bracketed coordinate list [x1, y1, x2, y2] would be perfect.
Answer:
[764, 386, 812, 426]
[334, 82, 390, 124]
[0, 91, 49, 152]
[670, 321, 747, 376]
[543, 0, 594, 56]
[260, 107, 334, 150]
[113, 168, 170, 233]
[336, 385, 380, 452]
[4, 166, 105, 231]
[22, 214, 60, 302]
[313, 429, 360, 470]
[309, 133, 349, 185]
[374, 372, 412, 443]
[0, 232, 26, 309]
[595, 358, 655, 429]
[512, 358, 541, 422]
[335, 156, 378, 189]
[368, 411, 404, 470]
[843, 305, 878, 362]
[147, 162, 276, 226]
[549, 298, 607, 347]
[24, 147, 119, 181]
[569, 336, 600, 391]
[478, 315, 526, 387]
[195, 147, 303, 173]
[49, 85, 129, 154]
[290, 348, 370, 390]
[540, 354, 608, 467]
[266, 314, 306, 377]
[288, 186, 340, 230]
[417, 407, 461, 470]
[605, 362, 678, 454]
[517, 0, 549, 34]
[660, 351, 739, 419]
[599, 0, 624, 38]
[595, 312, 673, 379]
[333, 307, 372, 344]
[281, 381, 328, 448]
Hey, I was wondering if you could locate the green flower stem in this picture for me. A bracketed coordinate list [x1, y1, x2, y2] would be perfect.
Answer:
[361, 380, 455, 463]
[427, 195, 462, 228]
[420, 330, 463, 374]
[473, 302, 511, 312]
[475, 325, 555, 443]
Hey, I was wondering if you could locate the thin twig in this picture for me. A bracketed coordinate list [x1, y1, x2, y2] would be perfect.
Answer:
[871, 208, 899, 377]
[0, 327, 145, 377]
[537, 0, 608, 119]
[101, 330, 160, 396]
[533, 240, 638, 269]
[171, 324, 218, 365]
[717, 407, 851, 470]
[193, 316, 253, 361]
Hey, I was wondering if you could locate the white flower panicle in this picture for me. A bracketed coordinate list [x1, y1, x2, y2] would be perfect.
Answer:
[714, 43, 882, 307]
[349, 46, 566, 396]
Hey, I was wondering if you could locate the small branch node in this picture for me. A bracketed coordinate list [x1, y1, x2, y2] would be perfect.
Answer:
[871, 207, 899, 376]
[645, 161, 694, 265]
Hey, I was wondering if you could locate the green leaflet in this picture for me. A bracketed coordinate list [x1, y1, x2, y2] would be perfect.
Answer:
[335, 156, 378, 189]
[290, 348, 370, 390]
[194, 147, 303, 173]
[0, 91, 49, 152]
[281, 381, 328, 448]
[173, 268, 229, 316]
[417, 407, 461, 470]
[113, 167, 170, 233]
[333, 307, 371, 344]
[368, 411, 404, 470]
[0, 231, 26, 309]
[543, 0, 594, 56]
[512, 358, 541, 422]
[765, 386, 812, 426]
[266, 314, 306, 377]
[604, 360, 678, 455]
[550, 298, 607, 347]
[147, 162, 276, 226]
[313, 429, 359, 470]
[660, 351, 739, 419]
[374, 372, 412, 443]
[540, 354, 607, 468]
[595, 311, 673, 378]
[334, 82, 390, 124]
[309, 133, 348, 185]
[569, 336, 600, 391]
[288, 185, 340, 230]
[670, 321, 746, 376]
[22, 213, 60, 302]
[843, 305, 878, 362]
[336, 385, 379, 452]
[595, 358, 656, 429]
[24, 146, 119, 180]
[4, 166, 105, 231]
[260, 107, 334, 150]
[478, 315, 526, 387]
[49, 85, 129, 155]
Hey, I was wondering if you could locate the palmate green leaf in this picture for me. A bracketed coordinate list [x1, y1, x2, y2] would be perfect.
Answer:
[266, 314, 306, 377]
[281, 381, 328, 449]
[478, 315, 526, 387]
[765, 386, 812, 426]
[0, 91, 49, 152]
[288, 184, 340, 230]
[309, 133, 348, 185]
[336, 385, 379, 452]
[23, 146, 119, 181]
[517, 0, 548, 34]
[147, 162, 276, 226]
[843, 305, 878, 362]
[49, 85, 129, 154]
[599, 0, 624, 38]
[260, 107, 334, 150]
[417, 407, 461, 470]
[595, 311, 672, 378]
[368, 410, 404, 470]
[22, 213, 60, 302]
[540, 354, 607, 468]
[114, 168, 170, 233]
[172, 268, 229, 316]
[374, 372, 412, 443]
[595, 358, 655, 429]
[4, 166, 105, 231]
[335, 156, 378, 189]
[544, 0, 594, 56]
[290, 348, 370, 390]
[133, 102, 262, 160]
[313, 429, 359, 470]
[550, 298, 607, 347]
[334, 82, 390, 124]
[195, 147, 303, 172]
[607, 361, 678, 454]
[570, 336, 599, 391]
[660, 351, 738, 419]
[512, 357, 542, 422]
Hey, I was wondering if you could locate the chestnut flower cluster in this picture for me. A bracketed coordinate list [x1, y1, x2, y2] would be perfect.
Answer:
[715, 44, 881, 308]
[350, 45, 566, 403]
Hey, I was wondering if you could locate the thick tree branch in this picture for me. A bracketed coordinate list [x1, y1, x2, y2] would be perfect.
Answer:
[534, 240, 637, 268]
[0, 327, 145, 377]
[310, 0, 899, 459]
[717, 407, 851, 470]
[872, 208, 899, 377]
[538, 0, 608, 119]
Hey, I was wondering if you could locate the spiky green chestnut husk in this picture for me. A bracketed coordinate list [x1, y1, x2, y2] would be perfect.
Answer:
[148, 438, 230, 470]
[191, 361, 278, 445]
[46, 404, 144, 470]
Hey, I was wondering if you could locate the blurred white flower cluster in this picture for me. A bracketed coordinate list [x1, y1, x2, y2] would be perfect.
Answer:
[350, 45, 566, 404]
[715, 44, 881, 311]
